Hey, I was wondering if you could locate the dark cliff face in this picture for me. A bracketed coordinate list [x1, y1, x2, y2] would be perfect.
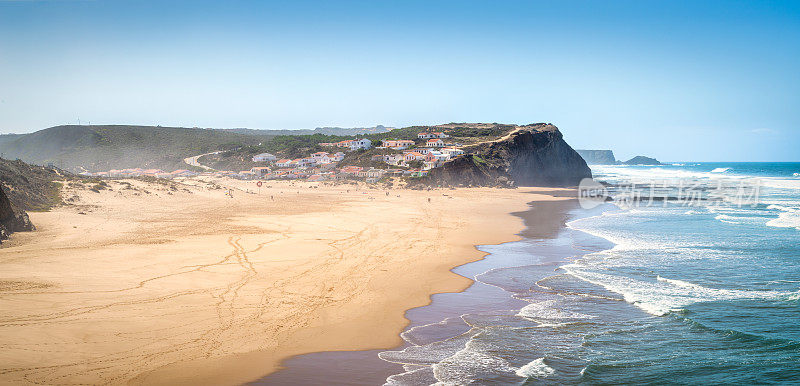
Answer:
[0, 186, 35, 244]
[421, 124, 592, 188]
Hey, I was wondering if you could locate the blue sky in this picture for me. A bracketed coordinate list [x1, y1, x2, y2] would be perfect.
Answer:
[1, 0, 798, 161]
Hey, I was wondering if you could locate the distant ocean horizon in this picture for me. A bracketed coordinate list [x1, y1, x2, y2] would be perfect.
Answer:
[377, 161, 800, 384]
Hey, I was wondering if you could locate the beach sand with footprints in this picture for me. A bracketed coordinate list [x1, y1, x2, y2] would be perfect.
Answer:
[0, 177, 568, 385]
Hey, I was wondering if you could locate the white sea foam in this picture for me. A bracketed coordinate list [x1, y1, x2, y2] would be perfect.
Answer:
[431, 338, 517, 384]
[590, 165, 747, 182]
[517, 300, 596, 320]
[591, 164, 800, 193]
[515, 357, 555, 378]
[714, 214, 741, 224]
[766, 204, 797, 212]
[766, 210, 800, 230]
[562, 263, 798, 316]
[759, 177, 800, 190]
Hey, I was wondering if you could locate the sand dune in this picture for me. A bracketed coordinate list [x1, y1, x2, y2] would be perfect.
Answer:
[0, 177, 568, 385]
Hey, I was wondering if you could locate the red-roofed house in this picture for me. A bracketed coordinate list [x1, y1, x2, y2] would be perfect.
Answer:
[426, 138, 445, 147]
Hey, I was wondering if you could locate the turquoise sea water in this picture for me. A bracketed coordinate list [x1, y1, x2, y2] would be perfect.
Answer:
[378, 162, 800, 384]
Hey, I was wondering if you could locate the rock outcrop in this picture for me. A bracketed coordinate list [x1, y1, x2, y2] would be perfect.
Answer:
[0, 186, 35, 244]
[623, 156, 661, 165]
[576, 149, 617, 165]
[419, 124, 591, 187]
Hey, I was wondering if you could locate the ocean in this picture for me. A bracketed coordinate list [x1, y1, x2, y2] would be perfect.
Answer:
[259, 162, 800, 385]
[378, 162, 800, 384]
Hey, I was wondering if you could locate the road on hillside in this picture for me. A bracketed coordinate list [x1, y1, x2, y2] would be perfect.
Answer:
[183, 151, 222, 171]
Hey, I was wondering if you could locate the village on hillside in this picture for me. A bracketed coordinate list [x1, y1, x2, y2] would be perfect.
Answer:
[79, 129, 467, 183]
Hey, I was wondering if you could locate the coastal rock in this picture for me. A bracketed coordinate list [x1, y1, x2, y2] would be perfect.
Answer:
[0, 186, 35, 244]
[420, 124, 591, 187]
[576, 149, 617, 165]
[623, 155, 662, 165]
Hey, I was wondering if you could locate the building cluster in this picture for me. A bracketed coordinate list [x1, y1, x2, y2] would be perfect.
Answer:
[272, 151, 346, 168]
[226, 130, 462, 181]
[81, 131, 463, 184]
[318, 138, 373, 151]
[417, 131, 450, 139]
[372, 147, 465, 170]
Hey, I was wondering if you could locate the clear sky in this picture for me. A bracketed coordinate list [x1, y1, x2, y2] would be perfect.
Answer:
[1, 0, 798, 161]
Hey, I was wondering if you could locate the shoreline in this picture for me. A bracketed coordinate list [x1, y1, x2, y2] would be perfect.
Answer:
[257, 191, 579, 385]
[0, 178, 572, 385]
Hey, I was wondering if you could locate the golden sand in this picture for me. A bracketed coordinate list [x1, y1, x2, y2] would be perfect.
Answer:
[0, 177, 569, 385]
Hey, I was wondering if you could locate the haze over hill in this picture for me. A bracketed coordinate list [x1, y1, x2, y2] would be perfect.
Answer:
[224, 125, 392, 137]
[0, 124, 398, 173]
[0, 125, 273, 173]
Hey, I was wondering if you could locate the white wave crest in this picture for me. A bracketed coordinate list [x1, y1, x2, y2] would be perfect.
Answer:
[711, 167, 731, 173]
[515, 357, 555, 378]
[516, 300, 596, 320]
[714, 214, 741, 224]
[766, 210, 800, 230]
[563, 264, 798, 316]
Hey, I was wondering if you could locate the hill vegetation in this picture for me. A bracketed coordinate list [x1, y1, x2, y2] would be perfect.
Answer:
[0, 158, 72, 211]
[223, 125, 391, 136]
[0, 123, 531, 176]
[0, 125, 272, 173]
[210, 123, 523, 169]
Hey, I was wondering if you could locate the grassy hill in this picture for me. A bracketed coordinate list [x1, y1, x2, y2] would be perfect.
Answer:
[0, 158, 72, 211]
[0, 125, 273, 173]
[211, 122, 523, 167]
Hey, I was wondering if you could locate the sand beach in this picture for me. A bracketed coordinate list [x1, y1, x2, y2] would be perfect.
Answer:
[0, 177, 569, 385]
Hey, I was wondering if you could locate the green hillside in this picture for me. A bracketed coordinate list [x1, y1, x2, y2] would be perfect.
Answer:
[0, 125, 273, 173]
[0, 158, 71, 211]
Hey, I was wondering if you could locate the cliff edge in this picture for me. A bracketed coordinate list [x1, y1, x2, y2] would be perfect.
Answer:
[0, 186, 35, 244]
[418, 124, 591, 187]
[575, 149, 617, 165]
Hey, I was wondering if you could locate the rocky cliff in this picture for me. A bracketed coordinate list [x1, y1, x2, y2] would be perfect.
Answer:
[623, 155, 662, 165]
[576, 149, 617, 164]
[418, 124, 591, 187]
[0, 186, 35, 244]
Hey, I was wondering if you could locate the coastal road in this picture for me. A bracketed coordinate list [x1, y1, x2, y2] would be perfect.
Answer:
[183, 151, 222, 171]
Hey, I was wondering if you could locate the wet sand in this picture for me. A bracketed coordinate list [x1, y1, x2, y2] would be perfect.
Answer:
[0, 178, 570, 385]
[257, 195, 579, 385]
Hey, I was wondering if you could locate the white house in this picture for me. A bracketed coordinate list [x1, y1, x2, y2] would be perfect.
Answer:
[349, 138, 372, 151]
[250, 167, 271, 177]
[298, 158, 316, 167]
[381, 139, 416, 149]
[332, 152, 346, 162]
[403, 152, 426, 162]
[276, 159, 295, 168]
[252, 153, 277, 162]
[385, 154, 405, 165]
[310, 152, 331, 164]
[441, 148, 465, 157]
[426, 138, 445, 147]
